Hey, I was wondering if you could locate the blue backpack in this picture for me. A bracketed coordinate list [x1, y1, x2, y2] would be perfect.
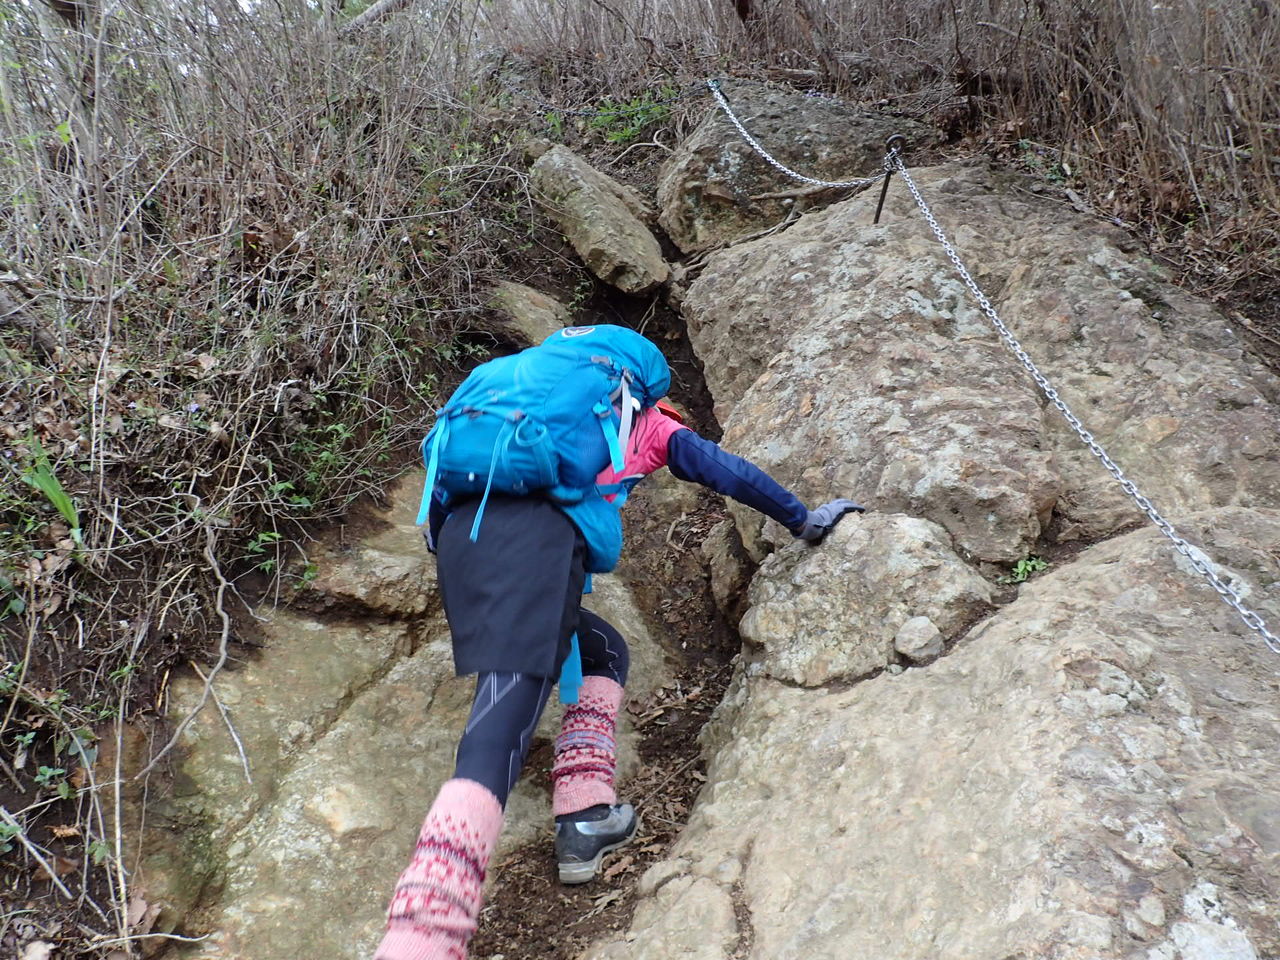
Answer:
[415, 324, 671, 574]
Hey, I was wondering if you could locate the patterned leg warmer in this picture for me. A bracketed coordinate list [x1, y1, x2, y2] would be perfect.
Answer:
[375, 778, 504, 960]
[551, 675, 624, 816]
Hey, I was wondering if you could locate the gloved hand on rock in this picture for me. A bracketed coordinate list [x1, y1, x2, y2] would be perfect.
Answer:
[795, 498, 865, 544]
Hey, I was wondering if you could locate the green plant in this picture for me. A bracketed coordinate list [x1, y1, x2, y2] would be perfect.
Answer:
[18, 439, 82, 546]
[585, 86, 675, 145]
[1000, 556, 1049, 584]
[0, 572, 26, 618]
[299, 562, 319, 587]
[0, 822, 20, 854]
[88, 839, 112, 865]
[34, 765, 72, 799]
[107, 662, 137, 682]
[56, 726, 97, 766]
[0, 662, 20, 694]
[245, 531, 284, 572]
[1017, 140, 1068, 185]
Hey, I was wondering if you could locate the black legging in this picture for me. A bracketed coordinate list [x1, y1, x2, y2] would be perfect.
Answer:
[452, 609, 629, 806]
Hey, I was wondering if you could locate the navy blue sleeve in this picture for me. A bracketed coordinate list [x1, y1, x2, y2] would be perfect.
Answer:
[666, 430, 808, 532]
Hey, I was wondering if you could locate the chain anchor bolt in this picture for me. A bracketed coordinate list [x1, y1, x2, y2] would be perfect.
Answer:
[873, 135, 910, 224]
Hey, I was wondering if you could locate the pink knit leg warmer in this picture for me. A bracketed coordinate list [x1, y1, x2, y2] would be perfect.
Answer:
[375, 778, 504, 960]
[551, 675, 624, 816]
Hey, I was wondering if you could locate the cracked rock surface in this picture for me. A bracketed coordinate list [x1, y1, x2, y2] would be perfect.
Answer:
[587, 510, 1280, 960]
[532, 144, 669, 294]
[685, 162, 1280, 563]
[657, 80, 932, 254]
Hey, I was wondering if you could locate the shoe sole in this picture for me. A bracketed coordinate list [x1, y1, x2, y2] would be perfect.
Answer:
[557, 814, 640, 885]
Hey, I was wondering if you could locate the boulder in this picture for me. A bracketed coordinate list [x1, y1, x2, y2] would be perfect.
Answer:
[123, 473, 670, 960]
[588, 508, 1280, 960]
[487, 280, 571, 345]
[531, 145, 669, 294]
[684, 162, 1280, 563]
[657, 80, 931, 253]
[893, 615, 944, 663]
[738, 513, 994, 685]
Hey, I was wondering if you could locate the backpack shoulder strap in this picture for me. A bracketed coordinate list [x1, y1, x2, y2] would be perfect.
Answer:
[415, 414, 451, 526]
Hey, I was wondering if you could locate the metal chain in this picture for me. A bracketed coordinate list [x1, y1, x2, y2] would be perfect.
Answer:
[684, 76, 1273, 655]
[706, 79, 886, 190]
[885, 153, 1280, 655]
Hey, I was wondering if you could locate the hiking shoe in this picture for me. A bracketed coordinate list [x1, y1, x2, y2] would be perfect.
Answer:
[554, 803, 638, 884]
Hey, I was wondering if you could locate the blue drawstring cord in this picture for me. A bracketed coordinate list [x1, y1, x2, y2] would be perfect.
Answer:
[559, 632, 583, 704]
[470, 421, 514, 542]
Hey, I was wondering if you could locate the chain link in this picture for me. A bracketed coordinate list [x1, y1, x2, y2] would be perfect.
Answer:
[706, 79, 886, 190]
[885, 153, 1279, 655]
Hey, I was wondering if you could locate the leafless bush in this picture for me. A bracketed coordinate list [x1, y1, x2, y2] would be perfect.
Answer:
[486, 0, 1279, 293]
[0, 3, 545, 946]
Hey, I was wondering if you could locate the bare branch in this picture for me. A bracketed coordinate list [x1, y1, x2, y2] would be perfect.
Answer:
[339, 0, 420, 35]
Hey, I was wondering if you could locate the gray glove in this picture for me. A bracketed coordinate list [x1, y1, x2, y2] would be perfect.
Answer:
[796, 498, 865, 543]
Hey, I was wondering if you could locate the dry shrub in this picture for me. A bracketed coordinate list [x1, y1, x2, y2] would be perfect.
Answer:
[488, 0, 1279, 295]
[0, 1, 524, 680]
[0, 3, 546, 944]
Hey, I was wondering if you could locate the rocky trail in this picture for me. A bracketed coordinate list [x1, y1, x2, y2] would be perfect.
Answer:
[117, 80, 1279, 960]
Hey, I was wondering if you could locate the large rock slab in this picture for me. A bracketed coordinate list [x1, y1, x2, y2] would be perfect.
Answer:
[685, 162, 1280, 562]
[657, 81, 931, 253]
[531, 145, 669, 294]
[124, 474, 670, 960]
[739, 512, 994, 685]
[487, 280, 571, 346]
[588, 507, 1280, 960]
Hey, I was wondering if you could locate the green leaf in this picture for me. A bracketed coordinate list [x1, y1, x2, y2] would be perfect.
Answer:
[20, 439, 81, 537]
[89, 839, 112, 865]
[55, 121, 72, 145]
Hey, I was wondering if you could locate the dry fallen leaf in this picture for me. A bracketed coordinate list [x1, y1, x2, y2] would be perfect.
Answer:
[602, 854, 634, 881]
[39, 854, 77, 879]
[50, 824, 81, 839]
[127, 893, 161, 934]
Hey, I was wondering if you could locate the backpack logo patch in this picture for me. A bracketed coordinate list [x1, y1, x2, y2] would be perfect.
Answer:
[562, 326, 596, 337]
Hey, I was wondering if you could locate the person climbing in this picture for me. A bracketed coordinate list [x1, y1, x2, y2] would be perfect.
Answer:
[374, 324, 861, 960]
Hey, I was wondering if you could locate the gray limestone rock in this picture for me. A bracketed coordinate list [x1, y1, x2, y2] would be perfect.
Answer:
[486, 280, 571, 346]
[121, 473, 670, 960]
[591, 508, 1280, 959]
[657, 80, 932, 253]
[531, 145, 669, 294]
[893, 615, 944, 663]
[684, 161, 1280, 562]
[739, 513, 994, 685]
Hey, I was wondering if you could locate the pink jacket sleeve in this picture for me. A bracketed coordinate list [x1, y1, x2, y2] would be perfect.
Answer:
[596, 406, 687, 486]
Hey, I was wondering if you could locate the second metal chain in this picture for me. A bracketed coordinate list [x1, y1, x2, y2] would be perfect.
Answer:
[706, 79, 886, 190]
[886, 153, 1280, 655]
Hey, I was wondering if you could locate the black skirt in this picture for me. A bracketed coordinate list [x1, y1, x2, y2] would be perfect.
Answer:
[436, 495, 587, 678]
